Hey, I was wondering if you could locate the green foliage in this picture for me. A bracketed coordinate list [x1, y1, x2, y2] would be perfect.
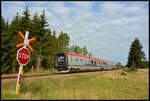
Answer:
[69, 45, 92, 56]
[1, 16, 6, 31]
[141, 61, 149, 68]
[1, 7, 70, 73]
[88, 52, 92, 57]
[129, 61, 136, 72]
[127, 37, 146, 69]
[121, 71, 127, 76]
[19, 6, 33, 33]
[83, 46, 88, 56]
[57, 31, 70, 53]
[118, 62, 122, 69]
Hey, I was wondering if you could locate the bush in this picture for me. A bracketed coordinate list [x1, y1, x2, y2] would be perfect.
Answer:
[121, 71, 127, 76]
[129, 61, 136, 72]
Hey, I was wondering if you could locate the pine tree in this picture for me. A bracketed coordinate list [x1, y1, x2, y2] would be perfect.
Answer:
[1, 18, 16, 73]
[10, 12, 27, 73]
[1, 16, 6, 31]
[5, 19, 9, 31]
[88, 52, 92, 57]
[69, 45, 91, 56]
[118, 62, 122, 69]
[141, 60, 149, 68]
[74, 45, 79, 54]
[1, 13, 22, 73]
[53, 30, 56, 41]
[39, 9, 49, 37]
[1, 27, 12, 73]
[19, 6, 32, 33]
[18, 7, 34, 72]
[9, 12, 20, 33]
[82, 46, 88, 56]
[57, 31, 70, 53]
[52, 30, 57, 53]
[127, 37, 146, 69]
[34, 9, 49, 72]
[41, 28, 56, 70]
[28, 12, 41, 72]
[31, 12, 40, 39]
[129, 61, 136, 72]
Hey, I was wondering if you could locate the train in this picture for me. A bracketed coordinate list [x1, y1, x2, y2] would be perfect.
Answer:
[54, 52, 119, 73]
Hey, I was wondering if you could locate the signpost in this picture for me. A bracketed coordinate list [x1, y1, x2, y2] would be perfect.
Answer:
[16, 31, 35, 96]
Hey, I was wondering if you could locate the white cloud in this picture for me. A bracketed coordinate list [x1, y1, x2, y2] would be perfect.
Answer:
[2, 1, 149, 65]
[73, 1, 93, 10]
[2, 3, 24, 23]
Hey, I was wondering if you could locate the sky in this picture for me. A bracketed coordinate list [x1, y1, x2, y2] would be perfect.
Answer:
[2, 1, 149, 65]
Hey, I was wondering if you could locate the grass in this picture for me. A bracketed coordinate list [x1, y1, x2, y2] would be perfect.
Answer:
[2, 68, 58, 78]
[1, 69, 149, 100]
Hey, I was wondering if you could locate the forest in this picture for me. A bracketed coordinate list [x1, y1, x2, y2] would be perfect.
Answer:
[1, 7, 93, 74]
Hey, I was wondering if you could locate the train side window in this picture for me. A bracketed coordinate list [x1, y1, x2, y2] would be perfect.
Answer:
[75, 58, 79, 62]
[92, 60, 95, 64]
[71, 56, 73, 62]
[103, 62, 107, 65]
[84, 59, 87, 64]
[91, 60, 93, 64]
[99, 61, 101, 64]
[93, 60, 96, 65]
[80, 59, 83, 62]
[89, 60, 92, 64]
[84, 59, 86, 63]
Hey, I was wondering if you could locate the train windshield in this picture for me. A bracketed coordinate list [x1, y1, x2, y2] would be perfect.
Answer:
[58, 56, 64, 62]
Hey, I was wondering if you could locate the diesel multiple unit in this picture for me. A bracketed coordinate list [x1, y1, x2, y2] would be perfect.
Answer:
[54, 52, 118, 73]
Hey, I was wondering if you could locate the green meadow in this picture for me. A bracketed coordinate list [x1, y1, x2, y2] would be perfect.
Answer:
[1, 69, 149, 100]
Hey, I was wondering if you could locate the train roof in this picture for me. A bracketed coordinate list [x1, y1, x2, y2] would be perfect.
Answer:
[67, 53, 116, 64]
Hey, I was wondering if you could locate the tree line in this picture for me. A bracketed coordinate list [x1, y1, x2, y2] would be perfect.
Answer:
[1, 7, 92, 74]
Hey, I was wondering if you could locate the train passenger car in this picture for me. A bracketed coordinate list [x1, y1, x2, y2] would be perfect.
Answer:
[54, 52, 118, 73]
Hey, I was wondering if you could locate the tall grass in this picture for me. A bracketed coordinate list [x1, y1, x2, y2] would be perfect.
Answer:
[1, 69, 149, 100]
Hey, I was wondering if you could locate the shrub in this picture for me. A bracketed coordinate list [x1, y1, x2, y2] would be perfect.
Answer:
[129, 61, 136, 72]
[121, 71, 127, 76]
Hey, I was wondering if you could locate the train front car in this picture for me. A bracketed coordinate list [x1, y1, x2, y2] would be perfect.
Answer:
[54, 52, 70, 73]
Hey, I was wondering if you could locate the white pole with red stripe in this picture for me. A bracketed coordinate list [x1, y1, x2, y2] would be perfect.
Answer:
[16, 31, 35, 96]
[16, 65, 23, 96]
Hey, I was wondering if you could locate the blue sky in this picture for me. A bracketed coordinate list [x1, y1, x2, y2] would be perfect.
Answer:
[2, 1, 149, 65]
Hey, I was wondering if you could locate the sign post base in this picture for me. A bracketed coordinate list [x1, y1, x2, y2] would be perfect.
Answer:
[16, 65, 23, 96]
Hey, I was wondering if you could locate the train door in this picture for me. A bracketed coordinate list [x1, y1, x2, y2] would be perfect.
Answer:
[54, 53, 68, 71]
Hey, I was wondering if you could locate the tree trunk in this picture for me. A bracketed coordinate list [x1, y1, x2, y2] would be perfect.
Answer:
[36, 56, 41, 72]
[12, 61, 16, 73]
[31, 65, 34, 74]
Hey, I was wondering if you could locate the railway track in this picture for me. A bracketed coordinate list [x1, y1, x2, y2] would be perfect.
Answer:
[2, 69, 118, 83]
[2, 73, 60, 80]
[1, 73, 62, 83]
